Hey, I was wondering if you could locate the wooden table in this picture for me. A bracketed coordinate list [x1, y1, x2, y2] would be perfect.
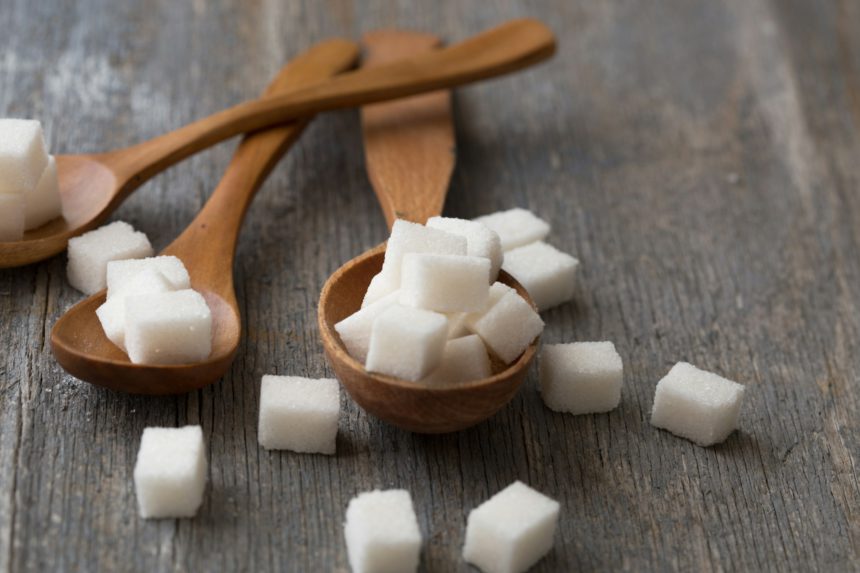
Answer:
[1, 1, 858, 571]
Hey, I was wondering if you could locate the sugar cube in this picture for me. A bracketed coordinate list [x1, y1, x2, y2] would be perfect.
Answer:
[463, 481, 560, 573]
[502, 242, 579, 311]
[96, 267, 174, 351]
[361, 271, 398, 308]
[24, 155, 61, 230]
[0, 119, 49, 195]
[258, 375, 340, 454]
[422, 335, 491, 385]
[466, 288, 544, 364]
[125, 289, 212, 365]
[106, 256, 191, 299]
[539, 342, 623, 414]
[380, 219, 467, 282]
[335, 291, 401, 364]
[365, 305, 448, 381]
[474, 208, 550, 251]
[344, 489, 422, 573]
[67, 221, 154, 295]
[0, 194, 25, 241]
[426, 216, 503, 281]
[399, 253, 490, 313]
[133, 425, 207, 519]
[650, 362, 746, 446]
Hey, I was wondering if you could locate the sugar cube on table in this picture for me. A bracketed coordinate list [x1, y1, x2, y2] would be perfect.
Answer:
[466, 287, 544, 364]
[67, 221, 154, 295]
[106, 256, 191, 298]
[463, 481, 560, 573]
[539, 342, 623, 414]
[380, 219, 467, 283]
[125, 289, 212, 365]
[257, 375, 340, 454]
[365, 305, 448, 381]
[502, 241, 579, 312]
[133, 425, 207, 519]
[335, 291, 401, 364]
[344, 489, 422, 573]
[650, 362, 746, 447]
[426, 216, 503, 281]
[0, 194, 25, 241]
[0, 119, 49, 195]
[422, 335, 491, 385]
[474, 208, 550, 252]
[96, 267, 174, 351]
[24, 155, 61, 231]
[399, 253, 490, 313]
[361, 271, 399, 308]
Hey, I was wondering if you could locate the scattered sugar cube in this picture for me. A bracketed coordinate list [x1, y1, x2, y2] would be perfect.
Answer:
[365, 305, 448, 381]
[96, 268, 174, 351]
[502, 242, 579, 311]
[24, 155, 61, 230]
[133, 425, 207, 519]
[0, 119, 49, 195]
[466, 288, 544, 364]
[422, 335, 491, 385]
[650, 362, 746, 446]
[426, 216, 503, 281]
[463, 481, 560, 573]
[361, 271, 399, 308]
[474, 208, 550, 251]
[344, 489, 422, 573]
[446, 311, 469, 339]
[399, 253, 490, 313]
[539, 342, 623, 414]
[67, 221, 154, 295]
[106, 256, 191, 299]
[335, 291, 401, 363]
[380, 219, 467, 282]
[125, 289, 212, 365]
[0, 194, 25, 241]
[258, 375, 340, 454]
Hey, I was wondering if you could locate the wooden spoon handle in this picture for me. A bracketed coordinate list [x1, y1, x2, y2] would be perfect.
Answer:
[360, 31, 455, 228]
[116, 18, 554, 184]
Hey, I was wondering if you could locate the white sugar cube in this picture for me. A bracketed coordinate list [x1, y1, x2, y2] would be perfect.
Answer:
[258, 375, 340, 454]
[426, 216, 504, 281]
[106, 256, 191, 299]
[361, 271, 399, 308]
[474, 208, 550, 251]
[380, 219, 467, 282]
[67, 221, 154, 295]
[540, 342, 623, 414]
[466, 288, 544, 364]
[0, 194, 25, 241]
[650, 362, 746, 446]
[0, 119, 49, 195]
[335, 291, 401, 363]
[125, 289, 212, 365]
[399, 254, 490, 313]
[365, 305, 448, 381]
[463, 481, 560, 573]
[96, 267, 174, 351]
[24, 155, 61, 230]
[344, 489, 422, 573]
[422, 335, 491, 385]
[133, 425, 207, 519]
[502, 242, 579, 311]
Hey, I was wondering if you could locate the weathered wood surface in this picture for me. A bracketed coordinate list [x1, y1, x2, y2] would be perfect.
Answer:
[1, 0, 858, 571]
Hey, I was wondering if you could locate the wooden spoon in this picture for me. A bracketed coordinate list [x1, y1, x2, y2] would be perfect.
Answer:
[318, 31, 540, 434]
[50, 41, 360, 394]
[0, 18, 554, 269]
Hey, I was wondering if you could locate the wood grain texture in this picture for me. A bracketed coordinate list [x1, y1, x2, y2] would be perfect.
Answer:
[1, 0, 859, 572]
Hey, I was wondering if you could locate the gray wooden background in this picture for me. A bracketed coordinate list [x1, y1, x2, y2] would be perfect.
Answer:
[1, 0, 859, 571]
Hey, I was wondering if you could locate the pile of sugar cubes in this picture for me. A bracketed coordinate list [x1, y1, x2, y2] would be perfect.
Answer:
[0, 119, 62, 241]
[335, 217, 545, 384]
